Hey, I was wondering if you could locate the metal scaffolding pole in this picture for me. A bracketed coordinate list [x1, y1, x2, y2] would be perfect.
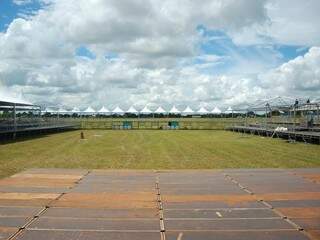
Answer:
[13, 103, 17, 139]
[265, 104, 269, 130]
[317, 104, 319, 125]
[293, 107, 296, 130]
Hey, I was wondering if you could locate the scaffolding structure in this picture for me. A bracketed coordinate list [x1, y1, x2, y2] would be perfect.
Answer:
[227, 97, 320, 144]
[0, 100, 78, 139]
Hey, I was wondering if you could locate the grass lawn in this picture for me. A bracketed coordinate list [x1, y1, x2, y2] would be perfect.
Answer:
[0, 130, 319, 178]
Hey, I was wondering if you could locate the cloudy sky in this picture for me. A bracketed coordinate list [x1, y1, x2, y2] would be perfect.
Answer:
[0, 0, 319, 110]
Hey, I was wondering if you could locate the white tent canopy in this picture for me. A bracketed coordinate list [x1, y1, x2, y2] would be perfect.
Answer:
[169, 106, 180, 114]
[140, 106, 152, 114]
[83, 106, 96, 114]
[154, 106, 166, 114]
[126, 106, 138, 114]
[182, 106, 194, 115]
[211, 107, 222, 114]
[112, 106, 124, 115]
[98, 106, 110, 114]
[197, 107, 209, 115]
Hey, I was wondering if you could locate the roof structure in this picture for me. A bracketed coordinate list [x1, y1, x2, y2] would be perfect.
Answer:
[236, 96, 300, 112]
[154, 106, 166, 114]
[0, 95, 32, 107]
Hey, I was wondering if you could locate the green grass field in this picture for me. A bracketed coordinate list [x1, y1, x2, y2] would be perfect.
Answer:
[0, 130, 319, 178]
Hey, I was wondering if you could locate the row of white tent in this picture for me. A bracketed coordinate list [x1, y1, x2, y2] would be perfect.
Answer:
[44, 106, 235, 115]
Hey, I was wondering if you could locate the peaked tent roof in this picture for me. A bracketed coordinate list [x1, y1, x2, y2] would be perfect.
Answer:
[169, 106, 180, 114]
[154, 106, 166, 114]
[197, 107, 209, 114]
[127, 106, 138, 113]
[98, 106, 110, 113]
[112, 106, 124, 114]
[126, 106, 138, 114]
[84, 106, 96, 113]
[211, 107, 222, 114]
[140, 106, 152, 114]
[182, 106, 194, 114]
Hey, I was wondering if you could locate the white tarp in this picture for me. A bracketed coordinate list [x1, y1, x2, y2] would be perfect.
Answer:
[126, 106, 138, 114]
[112, 106, 124, 114]
[154, 106, 166, 114]
[140, 106, 152, 114]
[211, 107, 222, 114]
[169, 106, 180, 114]
[182, 106, 194, 115]
[197, 107, 209, 115]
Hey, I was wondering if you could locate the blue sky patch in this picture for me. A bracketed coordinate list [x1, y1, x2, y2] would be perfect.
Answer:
[75, 46, 96, 59]
[196, 26, 308, 75]
[0, 0, 43, 32]
[276, 45, 309, 62]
